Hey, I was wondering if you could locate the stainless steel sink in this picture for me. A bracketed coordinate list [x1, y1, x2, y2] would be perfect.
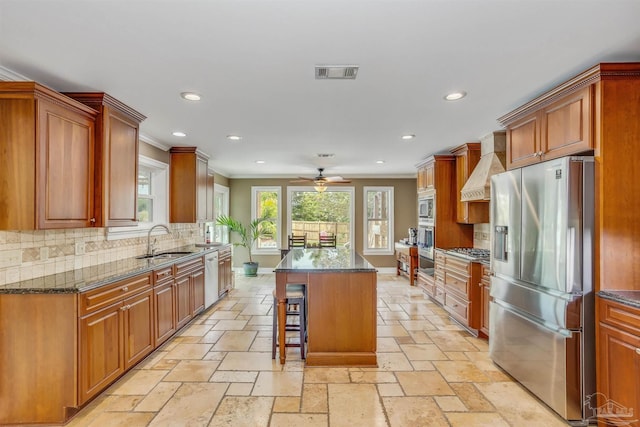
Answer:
[136, 251, 194, 260]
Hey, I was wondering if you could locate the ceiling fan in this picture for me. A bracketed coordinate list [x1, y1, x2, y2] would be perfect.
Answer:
[290, 168, 351, 192]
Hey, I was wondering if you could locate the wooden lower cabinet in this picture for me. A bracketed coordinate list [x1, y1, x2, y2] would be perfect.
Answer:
[79, 274, 154, 405]
[154, 280, 176, 346]
[218, 247, 233, 297]
[479, 264, 491, 338]
[597, 297, 640, 427]
[175, 274, 193, 329]
[191, 267, 205, 314]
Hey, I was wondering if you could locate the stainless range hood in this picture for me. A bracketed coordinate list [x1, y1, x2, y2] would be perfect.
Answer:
[460, 131, 506, 202]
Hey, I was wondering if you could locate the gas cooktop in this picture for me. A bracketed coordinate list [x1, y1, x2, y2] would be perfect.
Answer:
[446, 247, 490, 261]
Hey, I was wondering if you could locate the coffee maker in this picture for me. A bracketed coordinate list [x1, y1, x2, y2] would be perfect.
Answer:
[408, 228, 418, 245]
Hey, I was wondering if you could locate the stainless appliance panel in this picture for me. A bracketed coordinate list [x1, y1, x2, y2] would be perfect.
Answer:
[490, 275, 582, 330]
[417, 225, 434, 260]
[491, 169, 521, 280]
[520, 157, 593, 293]
[204, 251, 219, 308]
[489, 300, 586, 422]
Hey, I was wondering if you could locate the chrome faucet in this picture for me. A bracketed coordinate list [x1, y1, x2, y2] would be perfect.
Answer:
[147, 224, 171, 256]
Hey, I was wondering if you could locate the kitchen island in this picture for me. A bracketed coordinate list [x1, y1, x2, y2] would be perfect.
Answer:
[275, 248, 377, 366]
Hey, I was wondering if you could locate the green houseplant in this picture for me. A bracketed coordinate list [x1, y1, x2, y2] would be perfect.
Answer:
[215, 215, 271, 277]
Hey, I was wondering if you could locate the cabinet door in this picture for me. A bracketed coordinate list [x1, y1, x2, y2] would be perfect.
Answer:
[541, 86, 592, 160]
[598, 323, 640, 425]
[104, 110, 139, 226]
[191, 268, 205, 315]
[175, 275, 192, 329]
[154, 281, 176, 346]
[506, 113, 540, 169]
[206, 170, 215, 221]
[425, 164, 435, 189]
[225, 257, 233, 292]
[79, 302, 123, 404]
[123, 289, 154, 369]
[37, 99, 95, 228]
[196, 155, 208, 222]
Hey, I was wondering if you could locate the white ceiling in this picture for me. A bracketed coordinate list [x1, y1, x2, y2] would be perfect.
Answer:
[1, 0, 640, 179]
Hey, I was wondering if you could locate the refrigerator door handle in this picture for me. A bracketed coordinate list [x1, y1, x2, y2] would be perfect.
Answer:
[493, 298, 573, 338]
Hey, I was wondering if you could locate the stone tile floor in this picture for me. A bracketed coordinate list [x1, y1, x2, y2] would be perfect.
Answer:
[67, 273, 569, 426]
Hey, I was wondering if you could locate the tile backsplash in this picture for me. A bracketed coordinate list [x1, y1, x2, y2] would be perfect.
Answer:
[473, 223, 491, 250]
[0, 224, 201, 286]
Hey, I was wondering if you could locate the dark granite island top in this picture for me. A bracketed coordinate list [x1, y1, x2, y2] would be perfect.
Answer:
[274, 248, 377, 366]
[275, 247, 376, 273]
[0, 244, 225, 294]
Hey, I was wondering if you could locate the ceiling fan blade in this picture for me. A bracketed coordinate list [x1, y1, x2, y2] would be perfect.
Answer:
[290, 177, 315, 182]
[324, 176, 347, 182]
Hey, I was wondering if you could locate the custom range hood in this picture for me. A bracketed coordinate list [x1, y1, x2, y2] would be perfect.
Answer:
[460, 131, 506, 201]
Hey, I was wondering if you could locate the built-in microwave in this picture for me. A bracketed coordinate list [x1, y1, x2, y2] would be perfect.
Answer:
[418, 195, 434, 224]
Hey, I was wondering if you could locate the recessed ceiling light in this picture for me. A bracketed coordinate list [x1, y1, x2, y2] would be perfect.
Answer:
[255, 160, 265, 164]
[376, 160, 385, 164]
[227, 135, 242, 141]
[444, 91, 467, 101]
[180, 92, 201, 101]
[401, 134, 415, 140]
[172, 131, 186, 137]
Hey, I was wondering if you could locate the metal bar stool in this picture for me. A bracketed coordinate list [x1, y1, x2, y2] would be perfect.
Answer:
[272, 285, 306, 360]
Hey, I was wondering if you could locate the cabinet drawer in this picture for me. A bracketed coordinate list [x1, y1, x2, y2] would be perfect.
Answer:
[434, 270, 445, 286]
[80, 273, 152, 315]
[434, 285, 445, 305]
[445, 291, 468, 322]
[445, 256, 470, 275]
[435, 250, 446, 262]
[218, 247, 231, 259]
[175, 256, 204, 277]
[599, 297, 640, 336]
[153, 266, 174, 285]
[445, 270, 470, 298]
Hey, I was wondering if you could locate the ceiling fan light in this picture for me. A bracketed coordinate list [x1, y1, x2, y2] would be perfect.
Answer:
[314, 185, 327, 193]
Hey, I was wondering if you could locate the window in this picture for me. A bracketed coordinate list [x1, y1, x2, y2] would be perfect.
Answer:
[251, 186, 281, 253]
[363, 186, 394, 255]
[287, 186, 355, 248]
[106, 155, 168, 240]
[213, 183, 229, 244]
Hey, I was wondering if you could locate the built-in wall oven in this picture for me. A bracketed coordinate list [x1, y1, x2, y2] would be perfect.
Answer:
[417, 223, 434, 260]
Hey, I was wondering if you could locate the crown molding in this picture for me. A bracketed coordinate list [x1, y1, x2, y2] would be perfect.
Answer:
[139, 133, 170, 151]
[0, 66, 30, 82]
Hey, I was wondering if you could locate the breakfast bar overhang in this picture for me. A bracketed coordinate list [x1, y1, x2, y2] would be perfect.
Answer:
[274, 248, 378, 366]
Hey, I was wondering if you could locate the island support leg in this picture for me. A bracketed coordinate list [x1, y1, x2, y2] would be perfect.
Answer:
[278, 297, 287, 364]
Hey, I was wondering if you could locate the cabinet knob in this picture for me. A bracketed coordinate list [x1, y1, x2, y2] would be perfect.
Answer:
[121, 286, 129, 292]
[120, 306, 127, 311]
[636, 348, 640, 356]
[90, 218, 96, 223]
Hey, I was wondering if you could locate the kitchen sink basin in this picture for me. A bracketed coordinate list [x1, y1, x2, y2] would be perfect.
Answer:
[136, 251, 194, 260]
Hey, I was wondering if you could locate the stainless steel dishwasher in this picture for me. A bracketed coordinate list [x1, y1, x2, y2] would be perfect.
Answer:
[204, 251, 219, 309]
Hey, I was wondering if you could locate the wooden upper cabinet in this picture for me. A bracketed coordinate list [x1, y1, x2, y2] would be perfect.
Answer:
[64, 92, 146, 227]
[501, 77, 594, 170]
[506, 113, 540, 169]
[0, 82, 98, 230]
[169, 147, 213, 223]
[541, 85, 592, 159]
[451, 142, 488, 224]
[417, 162, 434, 194]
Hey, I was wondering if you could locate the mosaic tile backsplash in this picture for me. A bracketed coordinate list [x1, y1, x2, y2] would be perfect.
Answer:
[0, 224, 201, 286]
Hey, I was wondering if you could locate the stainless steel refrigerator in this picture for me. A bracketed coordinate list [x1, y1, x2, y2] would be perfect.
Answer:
[489, 156, 595, 426]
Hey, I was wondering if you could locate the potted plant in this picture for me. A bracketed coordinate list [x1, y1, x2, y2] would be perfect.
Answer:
[215, 215, 271, 277]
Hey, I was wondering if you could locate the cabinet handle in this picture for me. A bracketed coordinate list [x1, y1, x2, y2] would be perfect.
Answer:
[636, 348, 640, 356]
[121, 286, 129, 292]
[90, 218, 96, 223]
[120, 306, 127, 311]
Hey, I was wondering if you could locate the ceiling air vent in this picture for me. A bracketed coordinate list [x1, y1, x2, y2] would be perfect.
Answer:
[315, 65, 359, 80]
[316, 153, 335, 158]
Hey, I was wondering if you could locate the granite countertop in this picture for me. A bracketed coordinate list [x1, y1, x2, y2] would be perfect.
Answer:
[275, 248, 376, 273]
[0, 244, 228, 295]
[598, 290, 640, 309]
